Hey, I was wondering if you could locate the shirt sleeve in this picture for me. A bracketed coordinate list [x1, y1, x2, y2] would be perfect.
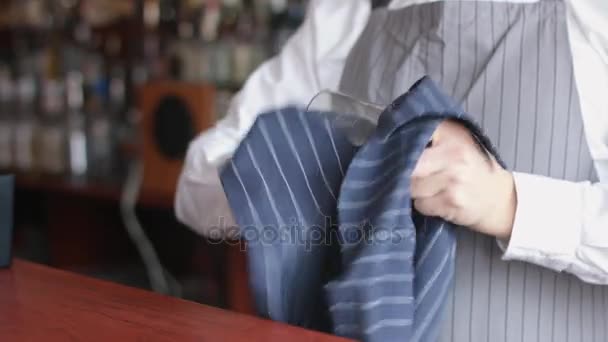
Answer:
[175, 0, 372, 237]
[499, 0, 608, 284]
[500, 174, 608, 284]
[500, 0, 608, 284]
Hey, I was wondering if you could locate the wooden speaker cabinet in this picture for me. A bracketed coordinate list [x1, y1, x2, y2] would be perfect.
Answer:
[138, 82, 215, 202]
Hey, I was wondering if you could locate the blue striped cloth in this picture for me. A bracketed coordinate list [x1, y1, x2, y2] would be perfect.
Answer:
[221, 77, 503, 341]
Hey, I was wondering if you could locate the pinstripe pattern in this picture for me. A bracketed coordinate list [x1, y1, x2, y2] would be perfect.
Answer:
[328, 78, 474, 342]
[338, 1, 603, 341]
[222, 77, 504, 341]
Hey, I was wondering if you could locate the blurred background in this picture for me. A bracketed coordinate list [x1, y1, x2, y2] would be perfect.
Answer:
[0, 0, 305, 310]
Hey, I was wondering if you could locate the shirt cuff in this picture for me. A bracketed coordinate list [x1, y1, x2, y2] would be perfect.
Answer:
[497, 172, 584, 272]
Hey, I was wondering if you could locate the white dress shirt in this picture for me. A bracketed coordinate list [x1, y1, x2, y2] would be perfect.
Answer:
[175, 0, 608, 284]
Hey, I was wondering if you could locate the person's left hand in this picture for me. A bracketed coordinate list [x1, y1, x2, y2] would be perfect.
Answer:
[410, 120, 517, 240]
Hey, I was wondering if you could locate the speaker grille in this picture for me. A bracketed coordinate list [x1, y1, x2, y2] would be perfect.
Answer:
[153, 95, 195, 160]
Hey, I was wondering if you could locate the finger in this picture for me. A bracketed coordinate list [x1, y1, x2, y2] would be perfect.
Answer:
[411, 144, 451, 178]
[410, 169, 453, 199]
[413, 195, 447, 218]
[432, 119, 473, 144]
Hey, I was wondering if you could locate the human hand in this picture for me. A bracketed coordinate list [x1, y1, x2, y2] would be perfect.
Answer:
[410, 120, 517, 240]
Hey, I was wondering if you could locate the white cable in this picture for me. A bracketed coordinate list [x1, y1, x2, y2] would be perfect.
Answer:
[119, 159, 182, 296]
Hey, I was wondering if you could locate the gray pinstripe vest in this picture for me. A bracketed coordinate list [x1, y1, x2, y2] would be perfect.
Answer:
[338, 1, 605, 341]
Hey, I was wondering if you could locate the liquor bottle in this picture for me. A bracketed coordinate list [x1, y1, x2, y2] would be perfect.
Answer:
[108, 65, 127, 179]
[37, 79, 67, 175]
[200, 0, 221, 42]
[159, 0, 179, 35]
[212, 0, 244, 86]
[196, 0, 220, 83]
[232, 2, 254, 85]
[14, 76, 38, 173]
[270, 0, 305, 54]
[269, 0, 288, 54]
[86, 73, 113, 180]
[0, 67, 15, 170]
[250, 0, 271, 72]
[65, 71, 88, 177]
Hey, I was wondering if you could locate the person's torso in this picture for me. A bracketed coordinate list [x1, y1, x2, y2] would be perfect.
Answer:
[338, 1, 604, 341]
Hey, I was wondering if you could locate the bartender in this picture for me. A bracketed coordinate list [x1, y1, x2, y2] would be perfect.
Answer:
[176, 0, 608, 341]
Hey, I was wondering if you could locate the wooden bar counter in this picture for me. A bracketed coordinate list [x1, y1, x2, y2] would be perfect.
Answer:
[0, 259, 351, 342]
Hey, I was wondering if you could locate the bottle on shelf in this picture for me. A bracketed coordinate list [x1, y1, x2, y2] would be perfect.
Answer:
[85, 64, 115, 181]
[159, 0, 179, 35]
[0, 67, 15, 170]
[37, 79, 68, 175]
[211, 38, 234, 86]
[108, 65, 128, 179]
[210, 0, 242, 86]
[14, 76, 38, 173]
[270, 0, 305, 54]
[232, 3, 254, 85]
[65, 71, 88, 177]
